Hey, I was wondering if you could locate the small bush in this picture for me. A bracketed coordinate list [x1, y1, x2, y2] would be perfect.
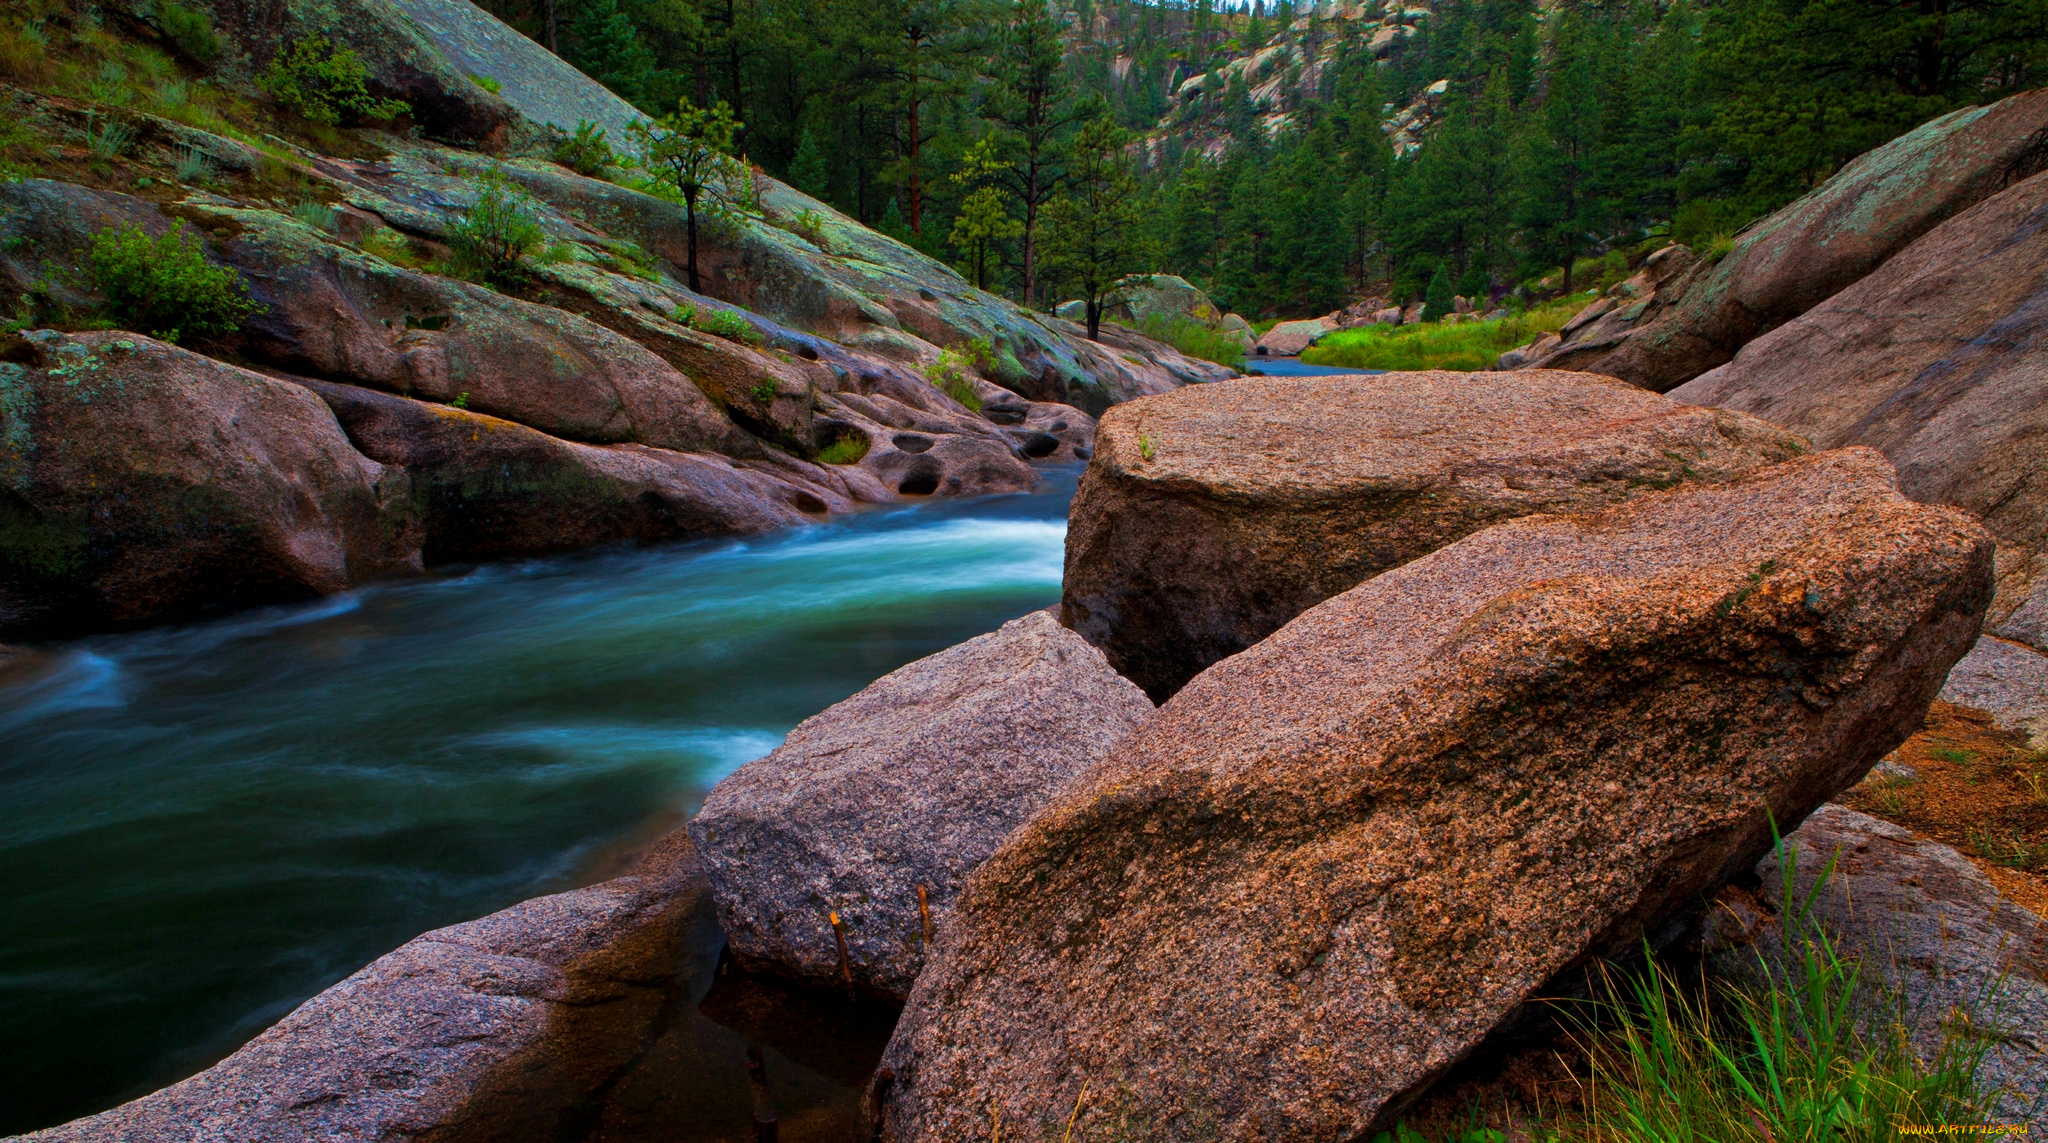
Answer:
[467, 72, 501, 94]
[444, 169, 547, 288]
[88, 222, 261, 342]
[153, 0, 220, 61]
[260, 36, 409, 126]
[923, 348, 981, 411]
[552, 120, 614, 177]
[1701, 231, 1737, 265]
[694, 306, 759, 343]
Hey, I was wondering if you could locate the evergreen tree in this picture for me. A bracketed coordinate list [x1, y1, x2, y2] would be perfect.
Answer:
[569, 0, 654, 105]
[986, 0, 1090, 306]
[630, 98, 744, 291]
[1041, 117, 1145, 340]
[788, 126, 830, 198]
[1423, 261, 1452, 321]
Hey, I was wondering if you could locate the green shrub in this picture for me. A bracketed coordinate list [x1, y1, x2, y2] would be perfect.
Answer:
[445, 169, 547, 288]
[467, 72, 501, 94]
[153, 0, 220, 61]
[551, 120, 614, 177]
[88, 222, 261, 342]
[260, 36, 409, 126]
[1701, 231, 1737, 265]
[693, 306, 761, 344]
[1423, 264, 1454, 323]
[815, 432, 869, 464]
[923, 348, 981, 411]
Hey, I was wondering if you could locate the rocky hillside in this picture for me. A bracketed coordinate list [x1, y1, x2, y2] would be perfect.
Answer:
[0, 0, 1231, 637]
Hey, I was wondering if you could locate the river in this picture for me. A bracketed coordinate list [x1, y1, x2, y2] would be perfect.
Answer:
[0, 468, 1080, 1137]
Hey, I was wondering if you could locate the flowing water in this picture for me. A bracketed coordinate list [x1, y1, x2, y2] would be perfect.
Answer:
[0, 469, 1081, 1137]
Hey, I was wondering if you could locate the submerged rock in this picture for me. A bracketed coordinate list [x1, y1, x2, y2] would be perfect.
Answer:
[878, 450, 1993, 1142]
[0, 332, 417, 637]
[689, 610, 1154, 999]
[1529, 87, 2048, 390]
[17, 832, 713, 1143]
[1061, 370, 1806, 701]
[1671, 167, 2048, 654]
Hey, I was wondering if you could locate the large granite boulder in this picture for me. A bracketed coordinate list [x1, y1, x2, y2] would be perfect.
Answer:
[688, 610, 1154, 999]
[0, 332, 417, 637]
[1061, 370, 1806, 700]
[303, 380, 837, 561]
[1732, 805, 2047, 1125]
[1530, 87, 2048, 390]
[1672, 167, 2048, 654]
[17, 832, 714, 1143]
[877, 450, 1993, 1142]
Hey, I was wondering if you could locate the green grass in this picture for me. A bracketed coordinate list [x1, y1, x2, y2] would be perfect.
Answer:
[1132, 313, 1245, 369]
[815, 434, 869, 464]
[1377, 836, 1992, 1143]
[1301, 296, 1585, 372]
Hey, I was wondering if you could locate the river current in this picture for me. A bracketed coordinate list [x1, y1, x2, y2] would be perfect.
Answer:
[0, 468, 1080, 1136]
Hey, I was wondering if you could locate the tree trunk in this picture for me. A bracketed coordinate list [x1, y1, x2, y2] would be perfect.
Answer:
[908, 93, 923, 234]
[1023, 169, 1040, 306]
[1087, 298, 1101, 341]
[685, 189, 702, 293]
[546, 0, 557, 53]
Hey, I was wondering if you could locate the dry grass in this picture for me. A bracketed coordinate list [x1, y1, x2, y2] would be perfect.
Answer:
[1841, 701, 2048, 914]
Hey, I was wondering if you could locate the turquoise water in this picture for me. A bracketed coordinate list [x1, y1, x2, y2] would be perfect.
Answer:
[0, 470, 1078, 1135]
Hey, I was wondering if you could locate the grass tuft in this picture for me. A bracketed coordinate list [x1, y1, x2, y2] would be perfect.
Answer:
[1133, 313, 1244, 369]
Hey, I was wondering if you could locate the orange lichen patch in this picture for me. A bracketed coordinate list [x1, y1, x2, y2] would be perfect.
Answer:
[1842, 701, 2048, 915]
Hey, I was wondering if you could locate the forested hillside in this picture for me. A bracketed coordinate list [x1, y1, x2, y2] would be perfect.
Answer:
[475, 0, 2048, 317]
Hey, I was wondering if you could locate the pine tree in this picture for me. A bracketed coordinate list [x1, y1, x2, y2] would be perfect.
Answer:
[1423, 262, 1453, 321]
[629, 98, 743, 291]
[788, 126, 829, 198]
[986, 0, 1089, 306]
[569, 0, 654, 105]
[1040, 117, 1145, 341]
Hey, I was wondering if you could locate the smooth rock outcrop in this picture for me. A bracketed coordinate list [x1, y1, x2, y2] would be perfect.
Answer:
[1671, 167, 2048, 652]
[878, 450, 1993, 1142]
[1733, 805, 2046, 1124]
[689, 610, 1154, 999]
[1529, 88, 2048, 389]
[18, 832, 713, 1143]
[1061, 370, 1807, 700]
[1938, 636, 2048, 748]
[0, 332, 416, 637]
[304, 380, 834, 561]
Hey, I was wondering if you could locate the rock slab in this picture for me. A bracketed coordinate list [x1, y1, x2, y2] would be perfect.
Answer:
[689, 610, 1154, 999]
[1061, 369, 1807, 700]
[1672, 166, 2048, 653]
[1532, 87, 2048, 390]
[879, 449, 1993, 1142]
[1938, 636, 2048, 748]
